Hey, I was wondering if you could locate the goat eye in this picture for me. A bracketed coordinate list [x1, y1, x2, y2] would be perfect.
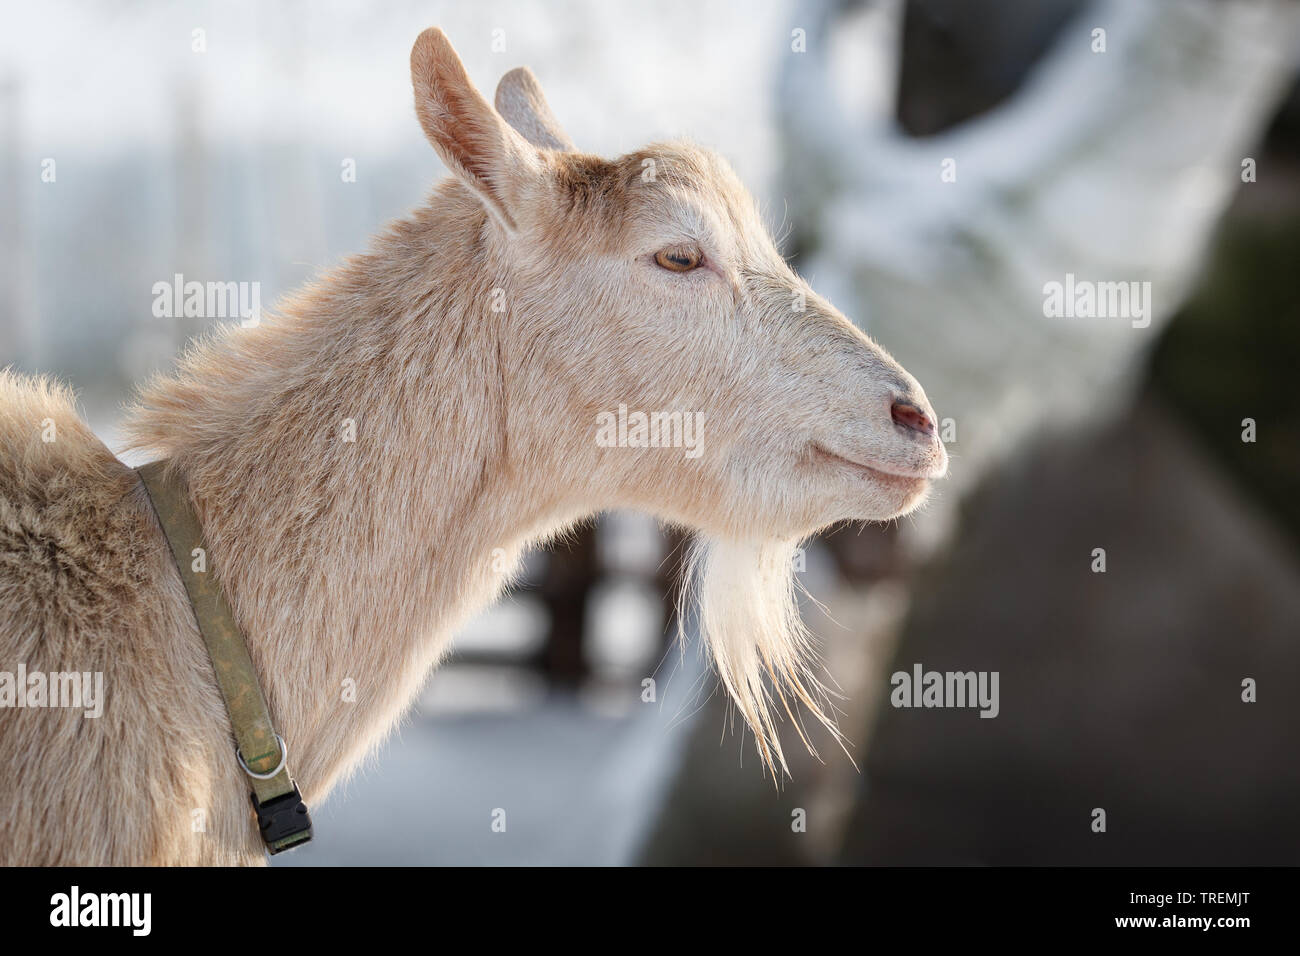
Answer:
[654, 248, 703, 272]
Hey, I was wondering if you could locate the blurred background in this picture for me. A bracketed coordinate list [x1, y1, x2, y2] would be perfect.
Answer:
[2, 0, 1297, 864]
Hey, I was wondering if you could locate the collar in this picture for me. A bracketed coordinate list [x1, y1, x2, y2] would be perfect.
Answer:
[136, 460, 313, 855]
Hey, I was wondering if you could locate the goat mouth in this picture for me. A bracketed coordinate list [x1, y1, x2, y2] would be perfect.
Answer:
[810, 443, 933, 487]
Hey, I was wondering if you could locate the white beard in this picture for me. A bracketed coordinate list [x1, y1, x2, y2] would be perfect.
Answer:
[683, 535, 846, 777]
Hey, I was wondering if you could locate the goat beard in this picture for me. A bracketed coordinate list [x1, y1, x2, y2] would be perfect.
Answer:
[681, 535, 848, 778]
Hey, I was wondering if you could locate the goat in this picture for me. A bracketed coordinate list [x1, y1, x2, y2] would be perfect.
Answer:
[0, 28, 946, 864]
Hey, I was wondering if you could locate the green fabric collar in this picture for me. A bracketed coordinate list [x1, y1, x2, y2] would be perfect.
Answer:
[136, 460, 313, 855]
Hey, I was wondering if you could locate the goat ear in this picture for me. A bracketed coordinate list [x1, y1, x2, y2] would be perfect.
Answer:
[494, 67, 577, 152]
[410, 28, 541, 231]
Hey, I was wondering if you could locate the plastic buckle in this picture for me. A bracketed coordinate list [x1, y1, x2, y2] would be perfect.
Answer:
[251, 783, 313, 854]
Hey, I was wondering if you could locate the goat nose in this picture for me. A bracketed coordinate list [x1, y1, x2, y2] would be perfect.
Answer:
[890, 401, 936, 436]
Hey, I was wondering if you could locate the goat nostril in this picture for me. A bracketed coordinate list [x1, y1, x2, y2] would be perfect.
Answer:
[890, 401, 936, 436]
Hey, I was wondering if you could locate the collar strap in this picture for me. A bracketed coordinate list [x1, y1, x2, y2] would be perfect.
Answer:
[136, 460, 313, 855]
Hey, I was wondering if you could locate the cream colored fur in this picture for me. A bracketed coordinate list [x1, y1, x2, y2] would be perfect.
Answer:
[0, 29, 945, 864]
